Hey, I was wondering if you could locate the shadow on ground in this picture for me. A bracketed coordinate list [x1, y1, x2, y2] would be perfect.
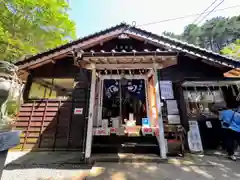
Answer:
[86, 154, 240, 180]
[1, 152, 240, 180]
[3, 151, 91, 170]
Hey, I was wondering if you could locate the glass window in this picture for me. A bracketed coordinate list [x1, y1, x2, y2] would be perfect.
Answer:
[29, 78, 74, 99]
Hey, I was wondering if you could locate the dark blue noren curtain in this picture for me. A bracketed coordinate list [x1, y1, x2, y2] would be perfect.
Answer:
[103, 79, 145, 101]
[104, 79, 120, 99]
[124, 79, 145, 101]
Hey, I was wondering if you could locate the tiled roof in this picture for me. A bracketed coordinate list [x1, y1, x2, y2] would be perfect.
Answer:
[15, 23, 240, 68]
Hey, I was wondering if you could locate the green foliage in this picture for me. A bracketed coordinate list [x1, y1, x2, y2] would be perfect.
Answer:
[221, 39, 240, 60]
[182, 24, 202, 46]
[162, 16, 240, 53]
[6, 100, 19, 117]
[0, 0, 76, 62]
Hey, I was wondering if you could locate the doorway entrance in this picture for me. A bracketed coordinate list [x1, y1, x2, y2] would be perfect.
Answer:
[97, 74, 149, 130]
[90, 70, 163, 156]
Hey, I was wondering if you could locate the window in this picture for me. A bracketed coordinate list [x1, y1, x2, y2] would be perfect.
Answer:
[29, 78, 74, 99]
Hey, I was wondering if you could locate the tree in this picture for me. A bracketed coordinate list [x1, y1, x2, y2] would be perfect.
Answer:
[0, 0, 76, 62]
[182, 24, 202, 46]
[162, 15, 240, 53]
[221, 39, 240, 60]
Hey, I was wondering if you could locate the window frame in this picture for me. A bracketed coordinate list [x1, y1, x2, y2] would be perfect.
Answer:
[27, 77, 75, 101]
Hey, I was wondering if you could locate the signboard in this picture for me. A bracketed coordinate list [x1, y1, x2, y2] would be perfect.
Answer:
[159, 81, 174, 99]
[166, 100, 179, 115]
[142, 118, 150, 127]
[110, 128, 117, 134]
[167, 115, 181, 124]
[206, 121, 212, 128]
[187, 121, 203, 153]
[74, 108, 83, 115]
[94, 128, 110, 136]
[142, 127, 154, 136]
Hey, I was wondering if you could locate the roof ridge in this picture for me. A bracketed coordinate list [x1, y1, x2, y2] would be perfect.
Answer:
[15, 22, 240, 68]
[129, 25, 238, 63]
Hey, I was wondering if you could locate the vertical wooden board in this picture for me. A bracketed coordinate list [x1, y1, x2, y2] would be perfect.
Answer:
[55, 126, 69, 137]
[26, 138, 39, 143]
[39, 137, 55, 148]
[68, 116, 85, 149]
[9, 144, 23, 151]
[55, 138, 69, 148]
[23, 144, 39, 150]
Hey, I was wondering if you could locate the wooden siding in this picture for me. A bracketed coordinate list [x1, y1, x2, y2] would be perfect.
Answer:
[13, 99, 89, 151]
[12, 63, 91, 151]
[159, 55, 226, 82]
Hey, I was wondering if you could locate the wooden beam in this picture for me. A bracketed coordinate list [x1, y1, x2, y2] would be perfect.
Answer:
[147, 69, 154, 78]
[85, 68, 96, 159]
[224, 68, 240, 77]
[84, 63, 163, 70]
[85, 56, 168, 61]
[23, 72, 33, 101]
[160, 57, 177, 68]
[153, 64, 167, 159]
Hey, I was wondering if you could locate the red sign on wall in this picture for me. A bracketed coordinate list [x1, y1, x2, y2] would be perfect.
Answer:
[74, 108, 83, 115]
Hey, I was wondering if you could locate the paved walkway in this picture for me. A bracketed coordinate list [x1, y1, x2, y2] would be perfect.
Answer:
[1, 152, 240, 180]
[87, 155, 240, 180]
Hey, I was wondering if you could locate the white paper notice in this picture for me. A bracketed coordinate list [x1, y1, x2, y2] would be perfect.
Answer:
[166, 100, 179, 115]
[206, 121, 212, 128]
[187, 121, 203, 153]
[94, 127, 110, 136]
[160, 81, 174, 99]
[168, 115, 181, 124]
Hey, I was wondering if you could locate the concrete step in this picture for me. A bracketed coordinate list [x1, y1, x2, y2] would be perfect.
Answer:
[92, 143, 160, 154]
[90, 153, 165, 163]
[92, 136, 159, 145]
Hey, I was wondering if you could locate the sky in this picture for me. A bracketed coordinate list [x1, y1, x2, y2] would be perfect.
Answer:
[68, 0, 240, 38]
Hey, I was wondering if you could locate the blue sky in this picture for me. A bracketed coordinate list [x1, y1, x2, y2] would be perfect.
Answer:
[69, 0, 240, 38]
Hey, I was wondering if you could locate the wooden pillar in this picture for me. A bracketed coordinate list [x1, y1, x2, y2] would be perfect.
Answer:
[85, 67, 96, 160]
[153, 65, 167, 159]
[23, 71, 33, 101]
[144, 78, 150, 120]
[97, 79, 103, 127]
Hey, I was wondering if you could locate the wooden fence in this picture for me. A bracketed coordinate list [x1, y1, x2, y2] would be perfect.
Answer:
[12, 99, 89, 152]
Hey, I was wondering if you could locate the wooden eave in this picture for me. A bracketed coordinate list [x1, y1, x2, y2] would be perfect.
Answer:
[79, 51, 178, 69]
[224, 68, 240, 77]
